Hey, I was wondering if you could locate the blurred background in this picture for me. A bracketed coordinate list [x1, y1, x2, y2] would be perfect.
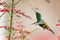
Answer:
[0, 0, 60, 40]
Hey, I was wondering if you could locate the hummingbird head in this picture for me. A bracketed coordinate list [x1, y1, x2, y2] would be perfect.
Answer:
[32, 7, 39, 12]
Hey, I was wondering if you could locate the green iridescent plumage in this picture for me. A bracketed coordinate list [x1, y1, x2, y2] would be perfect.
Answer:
[32, 9, 55, 34]
[36, 12, 42, 22]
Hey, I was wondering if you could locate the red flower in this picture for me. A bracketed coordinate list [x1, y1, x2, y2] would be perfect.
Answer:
[56, 24, 60, 26]
[17, 35, 23, 38]
[24, 31, 30, 35]
[5, 35, 8, 38]
[14, 7, 22, 14]
[0, 9, 9, 12]
[0, 26, 5, 28]
[0, 2, 2, 5]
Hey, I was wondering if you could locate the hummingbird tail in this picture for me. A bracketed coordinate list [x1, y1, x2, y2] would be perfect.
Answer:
[50, 29, 55, 34]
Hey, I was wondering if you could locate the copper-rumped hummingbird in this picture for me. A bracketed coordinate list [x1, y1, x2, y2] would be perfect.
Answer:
[32, 8, 55, 34]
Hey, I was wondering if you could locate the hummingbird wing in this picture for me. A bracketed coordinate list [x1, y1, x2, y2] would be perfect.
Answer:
[36, 12, 42, 22]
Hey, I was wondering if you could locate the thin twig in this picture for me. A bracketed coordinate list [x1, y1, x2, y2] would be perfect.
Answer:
[0, 13, 5, 17]
[14, 0, 21, 6]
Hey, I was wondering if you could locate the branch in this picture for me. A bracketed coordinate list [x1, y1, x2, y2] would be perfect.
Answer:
[22, 13, 32, 19]
[0, 13, 5, 17]
[14, 0, 21, 6]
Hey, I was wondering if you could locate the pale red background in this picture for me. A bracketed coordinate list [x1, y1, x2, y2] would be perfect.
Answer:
[0, 0, 60, 40]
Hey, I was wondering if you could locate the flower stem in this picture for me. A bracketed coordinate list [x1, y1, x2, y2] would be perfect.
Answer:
[8, 0, 14, 40]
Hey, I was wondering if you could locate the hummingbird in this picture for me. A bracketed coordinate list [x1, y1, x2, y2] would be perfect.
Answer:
[32, 8, 55, 34]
